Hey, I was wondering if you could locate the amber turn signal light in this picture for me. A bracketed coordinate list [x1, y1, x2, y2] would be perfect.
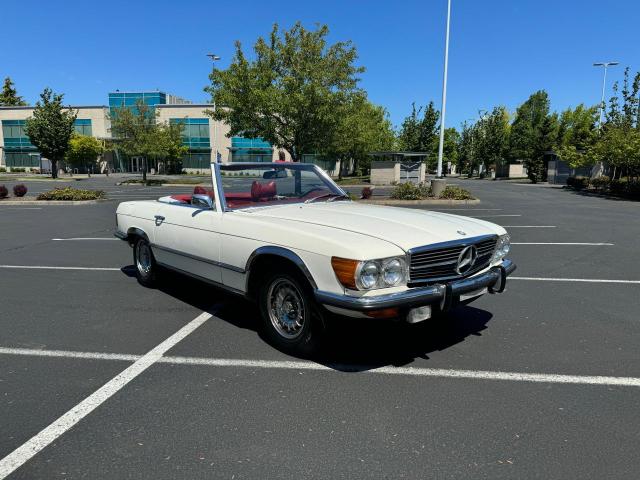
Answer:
[331, 257, 359, 289]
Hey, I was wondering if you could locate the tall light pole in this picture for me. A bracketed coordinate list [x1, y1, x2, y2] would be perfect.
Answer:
[436, 0, 452, 179]
[207, 53, 221, 162]
[593, 61, 618, 128]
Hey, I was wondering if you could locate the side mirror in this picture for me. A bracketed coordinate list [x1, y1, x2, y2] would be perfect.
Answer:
[191, 194, 214, 210]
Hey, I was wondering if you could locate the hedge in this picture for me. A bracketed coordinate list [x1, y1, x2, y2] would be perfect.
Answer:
[37, 187, 105, 201]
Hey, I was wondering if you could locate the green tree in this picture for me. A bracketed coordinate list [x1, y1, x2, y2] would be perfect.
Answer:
[0, 77, 27, 106]
[24, 88, 77, 178]
[457, 121, 476, 176]
[474, 106, 510, 176]
[110, 101, 187, 181]
[397, 102, 440, 167]
[509, 90, 558, 182]
[65, 134, 104, 173]
[206, 22, 363, 161]
[556, 104, 598, 168]
[327, 93, 395, 177]
[442, 127, 459, 171]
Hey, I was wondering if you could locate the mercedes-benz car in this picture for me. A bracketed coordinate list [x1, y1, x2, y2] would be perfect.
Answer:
[114, 163, 515, 354]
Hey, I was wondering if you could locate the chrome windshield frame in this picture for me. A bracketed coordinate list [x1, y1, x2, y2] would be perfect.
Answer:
[214, 162, 348, 211]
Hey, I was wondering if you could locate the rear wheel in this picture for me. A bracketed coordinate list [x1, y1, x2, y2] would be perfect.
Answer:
[258, 271, 323, 356]
[133, 237, 157, 287]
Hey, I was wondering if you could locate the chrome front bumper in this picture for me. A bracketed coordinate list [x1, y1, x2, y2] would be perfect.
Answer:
[315, 259, 516, 313]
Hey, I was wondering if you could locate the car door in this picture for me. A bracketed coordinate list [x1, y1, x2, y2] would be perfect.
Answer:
[152, 200, 223, 284]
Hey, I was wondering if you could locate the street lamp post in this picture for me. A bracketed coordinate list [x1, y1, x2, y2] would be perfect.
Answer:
[436, 0, 452, 179]
[207, 53, 221, 162]
[593, 61, 618, 128]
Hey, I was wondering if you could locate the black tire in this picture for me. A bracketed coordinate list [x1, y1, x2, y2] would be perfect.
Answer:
[133, 237, 158, 287]
[258, 270, 324, 357]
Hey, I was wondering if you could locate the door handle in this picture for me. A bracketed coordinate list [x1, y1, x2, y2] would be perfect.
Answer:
[154, 215, 165, 226]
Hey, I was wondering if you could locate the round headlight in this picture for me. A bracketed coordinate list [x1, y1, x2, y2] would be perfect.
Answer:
[358, 261, 380, 289]
[382, 258, 404, 286]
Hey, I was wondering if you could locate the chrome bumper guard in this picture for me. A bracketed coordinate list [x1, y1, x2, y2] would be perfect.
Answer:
[315, 259, 516, 312]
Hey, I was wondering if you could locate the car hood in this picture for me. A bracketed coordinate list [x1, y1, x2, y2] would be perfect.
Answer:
[244, 201, 505, 251]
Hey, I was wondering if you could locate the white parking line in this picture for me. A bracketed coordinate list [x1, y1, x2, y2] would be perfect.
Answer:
[0, 345, 639, 388]
[0, 265, 121, 271]
[0, 312, 212, 479]
[511, 277, 640, 284]
[511, 242, 614, 246]
[431, 208, 503, 211]
[468, 214, 522, 218]
[52, 238, 118, 241]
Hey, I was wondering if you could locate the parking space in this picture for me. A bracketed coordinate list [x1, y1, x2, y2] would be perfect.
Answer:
[1, 178, 640, 478]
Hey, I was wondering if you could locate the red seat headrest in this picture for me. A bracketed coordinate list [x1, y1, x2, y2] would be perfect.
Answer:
[193, 186, 215, 199]
[251, 181, 276, 200]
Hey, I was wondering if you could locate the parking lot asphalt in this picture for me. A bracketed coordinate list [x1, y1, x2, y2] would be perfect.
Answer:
[1, 176, 640, 479]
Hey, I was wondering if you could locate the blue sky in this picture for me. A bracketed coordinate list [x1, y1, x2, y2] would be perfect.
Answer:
[2, 0, 639, 129]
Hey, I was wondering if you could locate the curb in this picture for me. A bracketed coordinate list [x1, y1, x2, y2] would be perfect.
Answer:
[358, 198, 480, 206]
[0, 199, 109, 205]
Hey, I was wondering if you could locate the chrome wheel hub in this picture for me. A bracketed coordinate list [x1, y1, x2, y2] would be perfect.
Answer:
[136, 242, 152, 275]
[267, 279, 305, 339]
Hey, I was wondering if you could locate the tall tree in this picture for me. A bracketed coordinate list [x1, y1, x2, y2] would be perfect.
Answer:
[0, 77, 27, 106]
[206, 22, 363, 161]
[110, 101, 187, 181]
[509, 90, 558, 182]
[474, 106, 510, 175]
[556, 104, 598, 168]
[327, 93, 395, 176]
[24, 88, 77, 178]
[442, 127, 459, 171]
[457, 121, 476, 176]
[397, 102, 440, 166]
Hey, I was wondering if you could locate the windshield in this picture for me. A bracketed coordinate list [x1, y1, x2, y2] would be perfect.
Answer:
[218, 163, 347, 210]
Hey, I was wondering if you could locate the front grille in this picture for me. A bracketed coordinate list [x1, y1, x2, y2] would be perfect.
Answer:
[408, 235, 497, 285]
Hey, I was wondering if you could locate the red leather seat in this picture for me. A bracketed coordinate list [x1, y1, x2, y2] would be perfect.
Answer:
[251, 181, 276, 201]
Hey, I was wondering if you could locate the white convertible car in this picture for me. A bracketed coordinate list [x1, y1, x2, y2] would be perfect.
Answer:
[115, 163, 515, 354]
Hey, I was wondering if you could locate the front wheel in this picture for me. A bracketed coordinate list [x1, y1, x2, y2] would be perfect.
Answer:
[258, 272, 323, 356]
[133, 237, 158, 287]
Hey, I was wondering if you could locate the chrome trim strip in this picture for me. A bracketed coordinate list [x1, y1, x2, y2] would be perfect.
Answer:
[151, 243, 245, 273]
[407, 234, 498, 255]
[244, 246, 318, 290]
[315, 284, 446, 311]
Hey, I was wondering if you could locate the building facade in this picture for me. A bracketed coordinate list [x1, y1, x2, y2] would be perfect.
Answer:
[0, 90, 292, 173]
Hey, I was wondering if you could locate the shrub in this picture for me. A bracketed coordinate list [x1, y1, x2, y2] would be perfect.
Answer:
[37, 187, 105, 201]
[625, 180, 640, 198]
[438, 185, 475, 200]
[11, 167, 26, 173]
[13, 184, 27, 197]
[390, 182, 431, 200]
[361, 186, 373, 199]
[30, 168, 40, 174]
[0, 185, 7, 198]
[609, 178, 627, 195]
[567, 176, 589, 190]
[0, 167, 6, 173]
[590, 176, 610, 192]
